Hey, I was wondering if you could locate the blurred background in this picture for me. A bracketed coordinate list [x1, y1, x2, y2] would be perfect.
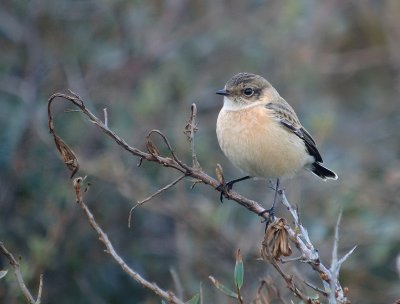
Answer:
[1, 0, 399, 303]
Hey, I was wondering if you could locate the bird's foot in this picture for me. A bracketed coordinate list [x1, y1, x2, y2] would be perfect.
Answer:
[216, 176, 251, 203]
[216, 180, 235, 203]
[258, 206, 275, 226]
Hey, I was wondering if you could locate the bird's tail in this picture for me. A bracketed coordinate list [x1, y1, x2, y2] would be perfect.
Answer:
[311, 162, 338, 180]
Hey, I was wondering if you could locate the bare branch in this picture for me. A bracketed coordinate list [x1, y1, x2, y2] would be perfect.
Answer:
[48, 92, 353, 303]
[184, 103, 200, 169]
[329, 210, 356, 304]
[36, 274, 44, 304]
[0, 242, 40, 304]
[103, 108, 108, 128]
[170, 268, 184, 300]
[268, 258, 312, 302]
[279, 191, 352, 304]
[128, 174, 186, 228]
[47, 92, 268, 218]
[72, 177, 185, 304]
[304, 280, 329, 297]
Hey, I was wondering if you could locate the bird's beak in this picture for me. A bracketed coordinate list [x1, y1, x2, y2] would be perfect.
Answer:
[216, 89, 230, 96]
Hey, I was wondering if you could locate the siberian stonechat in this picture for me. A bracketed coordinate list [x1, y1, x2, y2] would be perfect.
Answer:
[216, 72, 337, 211]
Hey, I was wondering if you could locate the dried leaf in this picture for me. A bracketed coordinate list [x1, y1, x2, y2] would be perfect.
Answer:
[48, 98, 79, 178]
[53, 134, 79, 178]
[145, 138, 160, 157]
[261, 218, 292, 260]
[215, 164, 225, 185]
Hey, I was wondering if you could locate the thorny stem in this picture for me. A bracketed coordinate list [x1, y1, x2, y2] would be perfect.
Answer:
[279, 190, 352, 304]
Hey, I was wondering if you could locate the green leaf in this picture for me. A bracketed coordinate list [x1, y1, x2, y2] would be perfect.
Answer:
[161, 301, 167, 304]
[0, 270, 8, 279]
[185, 293, 200, 304]
[234, 249, 244, 290]
[209, 276, 238, 298]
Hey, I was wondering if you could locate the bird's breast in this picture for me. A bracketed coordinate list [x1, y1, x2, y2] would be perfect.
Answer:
[216, 106, 312, 178]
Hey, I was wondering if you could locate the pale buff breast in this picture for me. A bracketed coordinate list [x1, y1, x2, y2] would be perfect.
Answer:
[216, 106, 313, 179]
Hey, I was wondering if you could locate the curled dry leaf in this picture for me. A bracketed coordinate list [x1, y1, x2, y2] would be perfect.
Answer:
[145, 138, 160, 157]
[261, 217, 292, 260]
[48, 95, 79, 178]
[53, 134, 79, 178]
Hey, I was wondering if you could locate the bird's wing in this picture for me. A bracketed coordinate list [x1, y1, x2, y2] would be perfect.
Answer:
[265, 100, 323, 163]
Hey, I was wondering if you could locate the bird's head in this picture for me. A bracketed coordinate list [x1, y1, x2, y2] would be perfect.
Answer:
[216, 73, 278, 109]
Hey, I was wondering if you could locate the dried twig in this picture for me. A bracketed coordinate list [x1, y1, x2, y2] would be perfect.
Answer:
[72, 177, 184, 304]
[48, 92, 268, 219]
[304, 280, 329, 297]
[184, 103, 200, 169]
[170, 268, 184, 300]
[268, 258, 312, 302]
[0, 242, 43, 304]
[103, 108, 108, 127]
[128, 174, 186, 228]
[329, 209, 357, 304]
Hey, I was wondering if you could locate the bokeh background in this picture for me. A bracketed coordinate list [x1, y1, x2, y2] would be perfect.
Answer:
[1, 0, 400, 303]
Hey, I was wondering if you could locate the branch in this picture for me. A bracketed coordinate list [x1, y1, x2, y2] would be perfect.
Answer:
[73, 177, 185, 304]
[0, 242, 43, 304]
[47, 91, 268, 219]
[279, 191, 353, 304]
[128, 174, 187, 228]
[48, 92, 353, 303]
[184, 103, 200, 169]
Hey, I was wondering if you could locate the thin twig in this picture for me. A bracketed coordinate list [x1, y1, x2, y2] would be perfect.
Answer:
[280, 256, 302, 263]
[269, 258, 313, 302]
[128, 174, 186, 228]
[170, 268, 184, 300]
[73, 177, 184, 304]
[329, 209, 356, 304]
[103, 108, 108, 128]
[36, 274, 44, 304]
[279, 191, 352, 304]
[304, 280, 328, 297]
[184, 103, 200, 169]
[147, 129, 186, 168]
[0, 242, 37, 304]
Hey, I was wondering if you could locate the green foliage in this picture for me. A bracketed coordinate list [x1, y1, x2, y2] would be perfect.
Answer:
[209, 276, 239, 299]
[210, 249, 245, 302]
[234, 249, 244, 290]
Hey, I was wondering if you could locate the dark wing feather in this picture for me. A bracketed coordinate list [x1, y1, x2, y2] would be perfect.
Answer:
[265, 101, 323, 163]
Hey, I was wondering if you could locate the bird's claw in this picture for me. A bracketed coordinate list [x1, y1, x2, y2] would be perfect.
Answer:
[216, 181, 234, 203]
[258, 206, 275, 227]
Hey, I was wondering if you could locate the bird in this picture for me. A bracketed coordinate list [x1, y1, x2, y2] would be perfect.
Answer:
[215, 72, 337, 215]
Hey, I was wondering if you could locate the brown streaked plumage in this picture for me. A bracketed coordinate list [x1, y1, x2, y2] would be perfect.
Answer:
[216, 72, 337, 182]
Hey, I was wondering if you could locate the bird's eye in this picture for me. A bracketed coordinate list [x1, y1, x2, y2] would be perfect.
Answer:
[243, 88, 254, 96]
